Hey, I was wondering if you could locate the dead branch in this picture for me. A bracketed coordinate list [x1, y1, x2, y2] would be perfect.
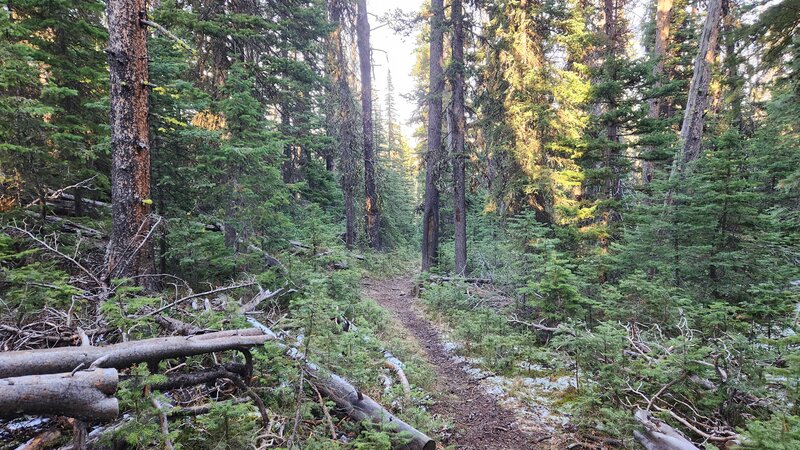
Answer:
[245, 317, 435, 450]
[651, 405, 739, 444]
[239, 288, 285, 315]
[7, 225, 104, 288]
[508, 314, 561, 333]
[140, 19, 192, 51]
[307, 380, 337, 440]
[144, 280, 258, 316]
[147, 388, 175, 450]
[383, 351, 411, 405]
[149, 363, 248, 392]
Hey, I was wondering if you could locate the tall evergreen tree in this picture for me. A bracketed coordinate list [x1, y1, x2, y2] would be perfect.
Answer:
[357, 0, 380, 249]
[451, 0, 467, 275]
[422, 0, 445, 270]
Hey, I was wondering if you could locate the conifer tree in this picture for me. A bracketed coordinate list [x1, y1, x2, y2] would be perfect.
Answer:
[357, 0, 380, 249]
[422, 0, 445, 270]
[451, 0, 467, 275]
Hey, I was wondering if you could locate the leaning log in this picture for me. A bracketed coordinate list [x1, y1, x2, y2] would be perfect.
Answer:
[633, 409, 700, 450]
[306, 362, 435, 450]
[0, 328, 272, 378]
[242, 317, 434, 449]
[0, 369, 119, 421]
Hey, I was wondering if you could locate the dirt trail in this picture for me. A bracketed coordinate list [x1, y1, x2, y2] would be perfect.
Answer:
[362, 275, 548, 450]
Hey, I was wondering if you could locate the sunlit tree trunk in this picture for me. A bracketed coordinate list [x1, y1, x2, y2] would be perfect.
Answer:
[422, 0, 445, 271]
[643, 0, 673, 184]
[451, 0, 467, 275]
[326, 0, 358, 248]
[671, 0, 722, 180]
[357, 0, 380, 249]
[106, 0, 155, 288]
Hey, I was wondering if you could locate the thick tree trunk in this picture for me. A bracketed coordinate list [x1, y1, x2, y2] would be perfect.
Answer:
[422, 0, 445, 272]
[0, 328, 272, 378]
[0, 369, 119, 421]
[451, 0, 467, 276]
[106, 0, 155, 288]
[643, 0, 674, 183]
[671, 0, 722, 180]
[356, 0, 380, 249]
[328, 0, 358, 248]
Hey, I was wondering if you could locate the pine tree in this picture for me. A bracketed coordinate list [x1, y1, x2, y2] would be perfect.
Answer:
[0, 1, 107, 215]
[451, 0, 467, 275]
[422, 0, 445, 270]
[357, 0, 380, 249]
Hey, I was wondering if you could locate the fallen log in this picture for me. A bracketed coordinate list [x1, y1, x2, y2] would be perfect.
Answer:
[0, 328, 272, 378]
[633, 409, 700, 450]
[306, 361, 434, 450]
[14, 429, 62, 450]
[0, 369, 119, 421]
[429, 274, 492, 284]
[243, 317, 434, 450]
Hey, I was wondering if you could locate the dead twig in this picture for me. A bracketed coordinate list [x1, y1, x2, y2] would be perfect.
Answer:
[144, 280, 258, 316]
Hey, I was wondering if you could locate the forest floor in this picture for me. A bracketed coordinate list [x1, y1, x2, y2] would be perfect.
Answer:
[362, 275, 562, 450]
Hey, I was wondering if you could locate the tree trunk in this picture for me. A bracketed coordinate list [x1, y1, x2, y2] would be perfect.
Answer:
[0, 328, 272, 378]
[357, 0, 380, 249]
[603, 0, 624, 205]
[328, 0, 358, 249]
[643, 0, 673, 184]
[106, 0, 155, 288]
[0, 369, 119, 421]
[671, 0, 722, 180]
[451, 0, 467, 276]
[422, 0, 445, 272]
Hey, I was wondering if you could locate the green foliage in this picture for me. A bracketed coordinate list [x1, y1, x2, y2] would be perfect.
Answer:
[0, 232, 80, 313]
[741, 414, 800, 449]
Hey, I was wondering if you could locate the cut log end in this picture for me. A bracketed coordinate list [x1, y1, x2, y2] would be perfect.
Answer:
[0, 369, 119, 422]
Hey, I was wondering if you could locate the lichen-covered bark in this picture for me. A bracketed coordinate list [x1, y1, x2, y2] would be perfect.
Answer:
[106, 0, 155, 286]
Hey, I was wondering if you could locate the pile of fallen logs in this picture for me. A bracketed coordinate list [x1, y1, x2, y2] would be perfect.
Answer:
[0, 320, 435, 450]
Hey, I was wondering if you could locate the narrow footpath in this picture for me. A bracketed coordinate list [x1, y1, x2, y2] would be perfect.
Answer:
[362, 276, 548, 450]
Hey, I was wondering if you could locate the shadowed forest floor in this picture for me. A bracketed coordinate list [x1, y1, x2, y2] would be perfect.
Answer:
[362, 275, 556, 449]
